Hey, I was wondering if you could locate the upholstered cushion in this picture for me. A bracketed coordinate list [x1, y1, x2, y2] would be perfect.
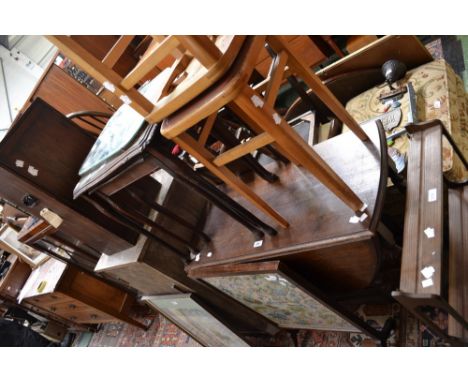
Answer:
[345, 59, 467, 181]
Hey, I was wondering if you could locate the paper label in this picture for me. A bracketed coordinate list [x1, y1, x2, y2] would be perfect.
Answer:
[103, 81, 115, 92]
[119, 95, 132, 105]
[421, 266, 435, 279]
[434, 99, 441, 109]
[27, 165, 38, 176]
[424, 227, 435, 239]
[359, 213, 368, 222]
[15, 160, 24, 168]
[349, 215, 360, 224]
[272, 113, 281, 125]
[422, 278, 434, 288]
[428, 188, 437, 202]
[251, 95, 264, 108]
[253, 240, 263, 248]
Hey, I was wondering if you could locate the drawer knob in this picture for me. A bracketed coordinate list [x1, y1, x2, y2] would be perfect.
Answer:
[22, 194, 38, 207]
[90, 314, 98, 319]
[68, 304, 76, 309]
[50, 307, 57, 312]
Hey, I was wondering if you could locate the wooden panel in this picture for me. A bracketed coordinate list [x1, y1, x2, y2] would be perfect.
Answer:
[71, 35, 139, 77]
[23, 64, 113, 133]
[0, 255, 31, 300]
[60, 267, 129, 313]
[399, 124, 443, 295]
[317, 35, 433, 80]
[0, 99, 137, 254]
[448, 186, 468, 340]
[21, 259, 143, 327]
[186, 121, 386, 290]
[285, 240, 379, 291]
[255, 36, 326, 77]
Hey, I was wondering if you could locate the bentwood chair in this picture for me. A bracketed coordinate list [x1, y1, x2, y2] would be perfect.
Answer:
[58, 41, 279, 240]
[48, 35, 370, 230]
[161, 36, 371, 228]
[48, 35, 245, 119]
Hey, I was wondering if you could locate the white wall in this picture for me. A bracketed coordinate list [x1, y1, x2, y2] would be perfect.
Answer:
[0, 36, 57, 140]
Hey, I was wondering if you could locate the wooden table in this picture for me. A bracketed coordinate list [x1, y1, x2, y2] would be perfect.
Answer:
[187, 120, 389, 292]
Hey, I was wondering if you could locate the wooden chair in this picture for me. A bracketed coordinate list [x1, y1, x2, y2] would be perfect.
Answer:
[161, 36, 372, 228]
[47, 35, 245, 120]
[391, 120, 468, 345]
[48, 35, 371, 229]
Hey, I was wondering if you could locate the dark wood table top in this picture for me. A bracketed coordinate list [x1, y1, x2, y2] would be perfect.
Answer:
[186, 119, 386, 272]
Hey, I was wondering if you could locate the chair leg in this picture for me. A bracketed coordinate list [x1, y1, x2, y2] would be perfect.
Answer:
[147, 146, 277, 238]
[235, 87, 367, 215]
[211, 121, 279, 183]
[173, 133, 289, 228]
[267, 35, 370, 142]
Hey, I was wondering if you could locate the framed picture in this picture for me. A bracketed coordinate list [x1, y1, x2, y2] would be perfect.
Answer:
[189, 261, 360, 332]
[0, 225, 50, 269]
[141, 294, 249, 347]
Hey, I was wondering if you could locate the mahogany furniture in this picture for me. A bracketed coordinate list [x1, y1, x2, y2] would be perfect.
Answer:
[0, 224, 50, 269]
[316, 35, 433, 81]
[47, 35, 371, 230]
[185, 119, 393, 293]
[0, 99, 140, 267]
[392, 120, 468, 345]
[161, 36, 371, 228]
[15, 57, 114, 135]
[345, 36, 379, 53]
[93, 171, 279, 337]
[73, 117, 277, 240]
[19, 258, 145, 328]
[47, 35, 246, 120]
[189, 260, 394, 344]
[0, 254, 31, 301]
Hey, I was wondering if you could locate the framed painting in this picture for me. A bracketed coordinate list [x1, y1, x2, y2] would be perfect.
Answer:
[141, 293, 249, 347]
[189, 261, 360, 332]
[0, 225, 50, 269]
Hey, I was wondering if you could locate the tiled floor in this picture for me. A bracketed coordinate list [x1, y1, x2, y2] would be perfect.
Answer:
[75, 36, 466, 348]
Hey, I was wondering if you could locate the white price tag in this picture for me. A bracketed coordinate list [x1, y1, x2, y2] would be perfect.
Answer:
[253, 240, 263, 248]
[422, 278, 434, 288]
[424, 227, 435, 239]
[428, 188, 437, 202]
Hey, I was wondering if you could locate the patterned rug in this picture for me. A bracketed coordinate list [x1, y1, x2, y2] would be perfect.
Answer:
[74, 302, 439, 347]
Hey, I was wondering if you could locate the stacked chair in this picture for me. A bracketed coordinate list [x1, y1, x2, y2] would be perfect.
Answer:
[48, 35, 372, 230]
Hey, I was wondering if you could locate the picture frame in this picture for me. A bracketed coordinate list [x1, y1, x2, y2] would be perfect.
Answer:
[0, 225, 50, 269]
[141, 293, 249, 347]
[189, 261, 361, 332]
